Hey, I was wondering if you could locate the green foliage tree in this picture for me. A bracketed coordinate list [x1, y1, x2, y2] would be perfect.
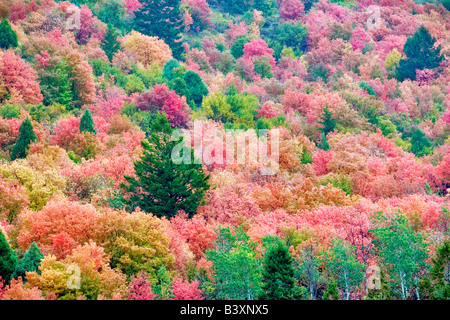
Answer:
[102, 24, 121, 61]
[325, 238, 364, 300]
[410, 128, 432, 157]
[183, 70, 209, 106]
[396, 25, 444, 81]
[420, 240, 450, 299]
[169, 77, 191, 102]
[0, 19, 18, 49]
[153, 266, 174, 300]
[371, 213, 430, 300]
[319, 106, 336, 135]
[163, 59, 181, 81]
[443, 0, 450, 11]
[206, 226, 263, 300]
[295, 243, 323, 300]
[0, 104, 20, 119]
[259, 241, 297, 300]
[39, 59, 73, 108]
[121, 113, 210, 218]
[10, 118, 37, 161]
[0, 230, 17, 284]
[96, 0, 127, 32]
[322, 280, 340, 300]
[80, 109, 96, 135]
[268, 22, 308, 58]
[11, 242, 44, 281]
[364, 266, 392, 300]
[134, 0, 184, 59]
[231, 35, 254, 59]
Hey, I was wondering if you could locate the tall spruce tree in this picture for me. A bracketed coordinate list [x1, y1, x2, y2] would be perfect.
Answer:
[0, 230, 17, 284]
[11, 242, 44, 281]
[10, 118, 37, 160]
[0, 19, 18, 49]
[396, 25, 443, 81]
[80, 109, 96, 135]
[134, 0, 184, 59]
[121, 112, 209, 218]
[259, 241, 296, 300]
[102, 24, 121, 61]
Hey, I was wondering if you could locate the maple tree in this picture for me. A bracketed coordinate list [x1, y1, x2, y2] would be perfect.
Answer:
[122, 30, 173, 68]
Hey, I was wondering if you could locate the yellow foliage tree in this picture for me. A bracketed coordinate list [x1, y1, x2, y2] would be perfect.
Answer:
[95, 209, 175, 280]
[121, 31, 172, 68]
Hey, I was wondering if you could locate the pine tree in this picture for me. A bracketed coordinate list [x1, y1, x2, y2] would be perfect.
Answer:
[396, 25, 444, 81]
[102, 24, 121, 62]
[134, 0, 184, 59]
[11, 242, 44, 281]
[121, 112, 210, 218]
[410, 128, 432, 157]
[80, 109, 96, 135]
[0, 230, 17, 284]
[183, 71, 209, 106]
[319, 105, 336, 135]
[319, 131, 330, 151]
[10, 118, 37, 161]
[259, 241, 296, 300]
[0, 19, 18, 49]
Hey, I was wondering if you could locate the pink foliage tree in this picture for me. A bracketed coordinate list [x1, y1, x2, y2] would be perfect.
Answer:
[279, 0, 305, 22]
[135, 84, 191, 128]
[128, 272, 156, 300]
[0, 50, 43, 105]
[172, 278, 204, 300]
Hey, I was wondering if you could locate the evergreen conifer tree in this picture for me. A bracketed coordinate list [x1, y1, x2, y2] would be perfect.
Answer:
[134, 0, 184, 59]
[80, 109, 96, 135]
[102, 24, 121, 61]
[410, 128, 432, 157]
[10, 118, 37, 160]
[121, 112, 210, 218]
[396, 25, 443, 81]
[11, 242, 44, 281]
[0, 19, 18, 49]
[259, 241, 296, 300]
[0, 230, 17, 284]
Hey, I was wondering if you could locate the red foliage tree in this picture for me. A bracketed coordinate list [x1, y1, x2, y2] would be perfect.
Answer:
[128, 272, 156, 300]
[0, 49, 43, 105]
[172, 278, 204, 300]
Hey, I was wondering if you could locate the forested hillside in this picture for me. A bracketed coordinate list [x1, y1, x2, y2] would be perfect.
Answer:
[0, 0, 449, 300]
